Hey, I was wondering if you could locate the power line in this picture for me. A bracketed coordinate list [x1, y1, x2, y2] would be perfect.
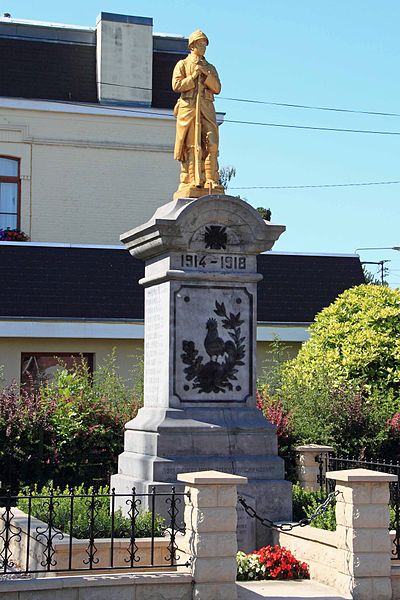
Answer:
[230, 180, 400, 190]
[100, 81, 400, 119]
[217, 96, 400, 118]
[45, 98, 400, 137]
[224, 118, 400, 136]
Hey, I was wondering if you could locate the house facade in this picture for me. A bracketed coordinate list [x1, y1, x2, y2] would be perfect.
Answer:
[0, 12, 190, 244]
[0, 11, 365, 387]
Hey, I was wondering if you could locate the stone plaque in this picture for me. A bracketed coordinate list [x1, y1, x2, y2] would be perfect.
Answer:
[173, 285, 253, 402]
[237, 493, 256, 552]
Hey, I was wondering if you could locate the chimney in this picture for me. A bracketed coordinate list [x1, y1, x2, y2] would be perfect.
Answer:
[96, 12, 153, 106]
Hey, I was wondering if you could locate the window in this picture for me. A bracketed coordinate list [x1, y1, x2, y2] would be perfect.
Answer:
[0, 157, 20, 229]
[21, 353, 94, 387]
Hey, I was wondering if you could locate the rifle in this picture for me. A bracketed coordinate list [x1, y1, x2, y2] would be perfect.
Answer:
[194, 75, 202, 187]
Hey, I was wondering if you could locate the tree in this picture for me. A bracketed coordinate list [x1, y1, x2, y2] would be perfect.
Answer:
[219, 167, 272, 220]
[219, 166, 236, 189]
[275, 284, 400, 456]
[362, 264, 389, 286]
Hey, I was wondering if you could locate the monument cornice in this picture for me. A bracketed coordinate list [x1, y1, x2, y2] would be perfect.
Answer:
[139, 269, 263, 287]
[121, 195, 286, 260]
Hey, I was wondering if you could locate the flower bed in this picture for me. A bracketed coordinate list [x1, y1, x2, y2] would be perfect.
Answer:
[237, 544, 309, 581]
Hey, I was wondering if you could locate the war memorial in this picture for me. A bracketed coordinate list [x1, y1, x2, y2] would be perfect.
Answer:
[111, 29, 292, 549]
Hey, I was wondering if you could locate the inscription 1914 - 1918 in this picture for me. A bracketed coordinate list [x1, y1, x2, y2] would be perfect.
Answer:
[181, 253, 247, 270]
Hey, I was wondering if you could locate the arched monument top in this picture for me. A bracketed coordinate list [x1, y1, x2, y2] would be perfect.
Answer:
[121, 195, 285, 259]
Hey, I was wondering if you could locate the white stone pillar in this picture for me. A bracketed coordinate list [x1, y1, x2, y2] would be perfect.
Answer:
[295, 444, 334, 491]
[177, 470, 247, 600]
[327, 468, 396, 600]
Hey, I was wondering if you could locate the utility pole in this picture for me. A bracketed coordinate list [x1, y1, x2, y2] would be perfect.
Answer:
[361, 260, 390, 285]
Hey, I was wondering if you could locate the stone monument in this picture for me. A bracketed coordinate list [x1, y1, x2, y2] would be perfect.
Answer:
[111, 31, 292, 550]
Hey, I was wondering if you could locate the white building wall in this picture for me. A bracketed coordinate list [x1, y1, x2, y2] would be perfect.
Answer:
[0, 100, 179, 244]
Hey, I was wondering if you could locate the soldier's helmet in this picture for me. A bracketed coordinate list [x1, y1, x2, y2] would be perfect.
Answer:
[188, 30, 209, 48]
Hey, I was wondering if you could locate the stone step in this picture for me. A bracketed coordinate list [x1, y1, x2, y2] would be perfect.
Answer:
[117, 453, 285, 482]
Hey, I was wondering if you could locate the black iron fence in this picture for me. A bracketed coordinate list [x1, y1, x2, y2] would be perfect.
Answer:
[317, 453, 400, 561]
[0, 487, 190, 575]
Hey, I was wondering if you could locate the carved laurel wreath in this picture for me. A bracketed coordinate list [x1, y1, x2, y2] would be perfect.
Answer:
[181, 300, 246, 394]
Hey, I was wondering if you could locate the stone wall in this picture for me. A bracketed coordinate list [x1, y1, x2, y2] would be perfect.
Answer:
[391, 565, 400, 600]
[276, 468, 398, 600]
[0, 470, 245, 600]
[0, 572, 193, 599]
[275, 526, 338, 588]
[3, 507, 172, 576]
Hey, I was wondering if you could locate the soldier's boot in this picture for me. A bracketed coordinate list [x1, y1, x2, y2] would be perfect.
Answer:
[187, 147, 197, 186]
[204, 153, 220, 188]
[179, 148, 196, 187]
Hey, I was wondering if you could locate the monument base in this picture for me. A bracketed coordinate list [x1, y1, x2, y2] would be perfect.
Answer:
[173, 183, 225, 200]
[111, 405, 292, 550]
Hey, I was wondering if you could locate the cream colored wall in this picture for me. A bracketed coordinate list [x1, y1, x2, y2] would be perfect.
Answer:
[0, 105, 179, 244]
[0, 337, 301, 387]
[275, 527, 338, 589]
[0, 337, 144, 386]
[256, 341, 301, 381]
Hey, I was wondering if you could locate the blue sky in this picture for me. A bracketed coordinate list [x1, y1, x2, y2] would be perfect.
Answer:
[7, 1, 400, 285]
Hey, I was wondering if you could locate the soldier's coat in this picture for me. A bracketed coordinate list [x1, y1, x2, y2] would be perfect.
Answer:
[172, 54, 221, 161]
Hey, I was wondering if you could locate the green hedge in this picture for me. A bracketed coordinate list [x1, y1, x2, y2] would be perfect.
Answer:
[261, 285, 400, 457]
[17, 484, 164, 539]
[292, 483, 336, 531]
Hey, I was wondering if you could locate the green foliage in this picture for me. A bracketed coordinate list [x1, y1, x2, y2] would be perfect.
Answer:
[256, 207, 272, 221]
[0, 351, 140, 491]
[17, 483, 164, 539]
[37, 350, 139, 488]
[219, 165, 236, 189]
[362, 265, 388, 286]
[292, 483, 336, 531]
[276, 285, 400, 456]
[0, 382, 55, 488]
[286, 285, 400, 393]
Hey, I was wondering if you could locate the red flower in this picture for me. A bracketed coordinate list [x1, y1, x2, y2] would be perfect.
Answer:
[252, 545, 310, 580]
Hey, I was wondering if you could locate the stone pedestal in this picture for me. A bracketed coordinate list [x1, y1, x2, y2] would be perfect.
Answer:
[295, 444, 334, 491]
[177, 470, 247, 600]
[327, 468, 396, 600]
[111, 194, 292, 549]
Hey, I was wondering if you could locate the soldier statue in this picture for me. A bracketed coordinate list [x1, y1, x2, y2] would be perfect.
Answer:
[172, 30, 225, 199]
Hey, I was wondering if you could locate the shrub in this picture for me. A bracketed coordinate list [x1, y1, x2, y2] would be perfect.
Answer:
[237, 545, 309, 581]
[256, 388, 292, 441]
[256, 384, 295, 476]
[0, 381, 56, 489]
[17, 483, 164, 539]
[0, 351, 141, 491]
[292, 483, 336, 531]
[39, 352, 139, 487]
[274, 285, 400, 456]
